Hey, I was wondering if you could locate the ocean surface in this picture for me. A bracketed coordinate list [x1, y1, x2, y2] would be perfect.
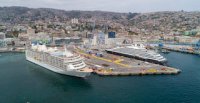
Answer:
[0, 52, 200, 103]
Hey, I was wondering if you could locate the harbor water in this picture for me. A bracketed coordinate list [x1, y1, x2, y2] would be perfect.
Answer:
[0, 52, 200, 103]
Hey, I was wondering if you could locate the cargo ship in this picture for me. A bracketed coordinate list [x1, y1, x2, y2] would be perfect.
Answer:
[26, 44, 92, 77]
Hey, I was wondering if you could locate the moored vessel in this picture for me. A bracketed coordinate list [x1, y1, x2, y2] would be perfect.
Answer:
[106, 43, 167, 65]
[26, 44, 92, 77]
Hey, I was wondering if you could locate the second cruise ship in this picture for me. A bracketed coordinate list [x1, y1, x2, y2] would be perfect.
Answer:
[106, 43, 167, 65]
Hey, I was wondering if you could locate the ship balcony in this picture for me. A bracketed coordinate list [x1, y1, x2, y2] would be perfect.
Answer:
[64, 57, 83, 63]
[64, 56, 83, 63]
[72, 62, 86, 70]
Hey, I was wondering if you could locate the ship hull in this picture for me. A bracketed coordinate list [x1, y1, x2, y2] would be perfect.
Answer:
[26, 56, 91, 78]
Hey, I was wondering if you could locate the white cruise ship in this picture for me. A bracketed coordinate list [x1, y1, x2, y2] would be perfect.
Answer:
[26, 44, 92, 77]
[106, 43, 167, 64]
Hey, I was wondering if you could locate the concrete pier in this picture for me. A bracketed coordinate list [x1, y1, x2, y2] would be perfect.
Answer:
[163, 47, 200, 55]
[75, 48, 181, 76]
[0, 47, 25, 53]
[94, 67, 181, 76]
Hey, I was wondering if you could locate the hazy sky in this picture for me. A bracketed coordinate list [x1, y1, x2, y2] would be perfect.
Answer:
[0, 0, 200, 13]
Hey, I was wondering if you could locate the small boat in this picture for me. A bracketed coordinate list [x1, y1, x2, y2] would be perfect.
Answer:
[161, 49, 170, 54]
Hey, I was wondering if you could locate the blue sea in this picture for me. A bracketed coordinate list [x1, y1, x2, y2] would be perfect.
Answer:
[0, 52, 200, 103]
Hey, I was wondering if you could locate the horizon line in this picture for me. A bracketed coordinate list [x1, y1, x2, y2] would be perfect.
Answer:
[1, 6, 200, 14]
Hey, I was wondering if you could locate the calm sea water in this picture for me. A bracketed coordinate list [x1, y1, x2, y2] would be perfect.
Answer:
[0, 52, 200, 103]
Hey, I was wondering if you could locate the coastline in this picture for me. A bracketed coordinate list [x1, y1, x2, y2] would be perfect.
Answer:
[0, 47, 25, 53]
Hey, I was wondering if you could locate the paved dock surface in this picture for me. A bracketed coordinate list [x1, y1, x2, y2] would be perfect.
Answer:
[74, 48, 181, 76]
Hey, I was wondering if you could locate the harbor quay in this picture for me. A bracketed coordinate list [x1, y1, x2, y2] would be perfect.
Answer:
[74, 48, 181, 76]
[0, 45, 181, 77]
[0, 47, 25, 53]
[149, 43, 200, 55]
[162, 45, 200, 55]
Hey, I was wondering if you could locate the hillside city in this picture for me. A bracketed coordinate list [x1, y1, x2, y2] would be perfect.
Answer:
[0, 7, 200, 53]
